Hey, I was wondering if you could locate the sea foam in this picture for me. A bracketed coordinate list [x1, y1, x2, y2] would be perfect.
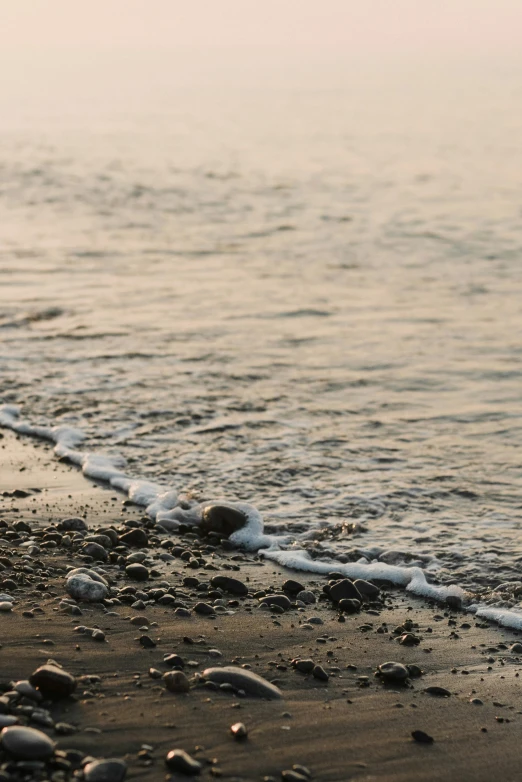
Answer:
[4, 403, 522, 629]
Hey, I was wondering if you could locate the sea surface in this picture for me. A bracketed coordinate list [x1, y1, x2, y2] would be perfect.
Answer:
[2, 65, 522, 599]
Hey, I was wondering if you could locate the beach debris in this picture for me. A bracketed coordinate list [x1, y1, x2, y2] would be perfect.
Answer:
[202, 666, 282, 698]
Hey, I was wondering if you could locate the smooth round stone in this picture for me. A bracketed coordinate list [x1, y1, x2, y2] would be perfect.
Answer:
[194, 602, 215, 615]
[293, 659, 315, 674]
[165, 749, 202, 775]
[14, 680, 42, 702]
[67, 568, 108, 585]
[296, 590, 316, 604]
[0, 602, 13, 612]
[201, 504, 247, 536]
[120, 529, 148, 547]
[230, 721, 248, 739]
[282, 579, 305, 595]
[30, 664, 77, 700]
[84, 758, 127, 782]
[210, 575, 248, 596]
[202, 666, 282, 699]
[0, 594, 14, 603]
[259, 594, 292, 611]
[0, 726, 56, 759]
[125, 564, 149, 581]
[510, 643, 522, 654]
[378, 662, 409, 682]
[82, 542, 108, 562]
[66, 574, 108, 602]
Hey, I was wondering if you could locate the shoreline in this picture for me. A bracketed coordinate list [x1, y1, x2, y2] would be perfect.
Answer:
[1, 430, 522, 780]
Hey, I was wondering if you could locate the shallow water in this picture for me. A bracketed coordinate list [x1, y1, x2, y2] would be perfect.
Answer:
[2, 67, 522, 594]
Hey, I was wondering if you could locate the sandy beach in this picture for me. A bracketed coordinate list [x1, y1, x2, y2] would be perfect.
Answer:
[0, 430, 521, 781]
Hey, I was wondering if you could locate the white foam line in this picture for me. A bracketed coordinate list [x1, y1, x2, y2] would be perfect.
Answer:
[4, 404, 522, 630]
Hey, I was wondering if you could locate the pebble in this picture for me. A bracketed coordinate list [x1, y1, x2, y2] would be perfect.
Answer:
[66, 573, 108, 602]
[164, 671, 190, 693]
[260, 594, 292, 611]
[0, 602, 13, 612]
[510, 643, 522, 654]
[282, 580, 305, 594]
[194, 602, 215, 615]
[139, 635, 156, 648]
[328, 579, 362, 603]
[82, 542, 108, 561]
[0, 726, 56, 759]
[312, 665, 329, 682]
[164, 653, 185, 668]
[29, 664, 77, 700]
[210, 575, 248, 596]
[230, 721, 248, 739]
[125, 564, 149, 581]
[281, 772, 309, 782]
[165, 749, 202, 775]
[424, 686, 451, 697]
[120, 529, 148, 547]
[411, 730, 434, 744]
[58, 517, 88, 531]
[201, 504, 247, 536]
[84, 759, 127, 782]
[203, 666, 282, 699]
[378, 662, 409, 682]
[293, 659, 315, 674]
[353, 579, 380, 598]
[296, 590, 316, 604]
[338, 598, 361, 614]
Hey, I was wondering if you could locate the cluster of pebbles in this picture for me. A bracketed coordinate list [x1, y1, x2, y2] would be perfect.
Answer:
[2, 503, 518, 780]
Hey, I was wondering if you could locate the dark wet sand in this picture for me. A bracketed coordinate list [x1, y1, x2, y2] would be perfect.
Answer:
[1, 430, 522, 781]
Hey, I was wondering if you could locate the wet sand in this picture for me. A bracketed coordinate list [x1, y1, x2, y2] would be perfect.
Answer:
[1, 431, 522, 781]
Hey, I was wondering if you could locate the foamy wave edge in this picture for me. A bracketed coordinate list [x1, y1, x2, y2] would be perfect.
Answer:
[2, 404, 522, 630]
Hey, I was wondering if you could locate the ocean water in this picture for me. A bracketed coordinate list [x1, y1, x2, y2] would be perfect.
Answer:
[2, 65, 522, 606]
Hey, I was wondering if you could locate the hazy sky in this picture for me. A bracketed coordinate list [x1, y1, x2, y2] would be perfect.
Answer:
[1, 0, 521, 54]
[0, 0, 521, 106]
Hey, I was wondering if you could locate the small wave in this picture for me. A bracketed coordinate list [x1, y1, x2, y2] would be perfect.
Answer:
[6, 404, 522, 631]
